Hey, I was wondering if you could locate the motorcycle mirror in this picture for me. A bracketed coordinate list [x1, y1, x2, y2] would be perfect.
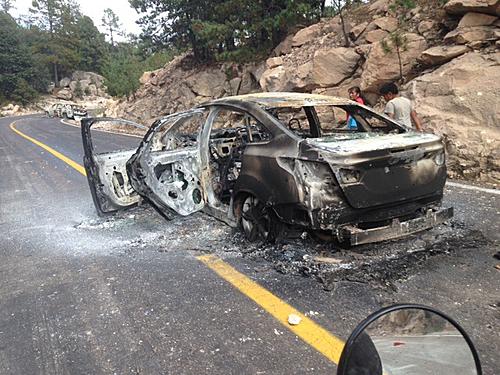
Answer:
[337, 304, 482, 375]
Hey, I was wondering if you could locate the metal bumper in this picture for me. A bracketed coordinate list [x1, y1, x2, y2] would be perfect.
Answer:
[339, 207, 454, 246]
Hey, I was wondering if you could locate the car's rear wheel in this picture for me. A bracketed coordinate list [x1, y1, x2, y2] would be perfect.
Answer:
[238, 194, 281, 242]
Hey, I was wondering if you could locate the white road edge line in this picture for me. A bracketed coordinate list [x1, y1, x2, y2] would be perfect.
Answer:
[446, 181, 499, 195]
[60, 118, 143, 139]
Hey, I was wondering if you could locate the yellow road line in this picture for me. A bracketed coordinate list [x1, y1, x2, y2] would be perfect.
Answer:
[10, 118, 346, 364]
[197, 254, 345, 364]
[9, 121, 86, 176]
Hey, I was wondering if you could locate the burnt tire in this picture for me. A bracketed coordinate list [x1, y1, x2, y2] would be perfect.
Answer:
[238, 194, 282, 242]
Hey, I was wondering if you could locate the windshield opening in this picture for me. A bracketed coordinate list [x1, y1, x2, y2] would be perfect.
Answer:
[266, 104, 405, 138]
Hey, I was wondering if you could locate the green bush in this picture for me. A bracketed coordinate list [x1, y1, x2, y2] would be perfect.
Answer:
[74, 80, 84, 98]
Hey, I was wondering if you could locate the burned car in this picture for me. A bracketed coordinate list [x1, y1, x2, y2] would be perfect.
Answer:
[81, 93, 453, 245]
[46, 103, 87, 120]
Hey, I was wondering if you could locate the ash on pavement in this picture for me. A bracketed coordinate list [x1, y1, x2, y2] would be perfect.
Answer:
[75, 204, 495, 292]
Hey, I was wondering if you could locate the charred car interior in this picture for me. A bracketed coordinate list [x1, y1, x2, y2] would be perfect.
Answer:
[81, 93, 453, 245]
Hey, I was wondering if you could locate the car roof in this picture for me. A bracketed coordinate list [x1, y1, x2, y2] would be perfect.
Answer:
[205, 92, 357, 108]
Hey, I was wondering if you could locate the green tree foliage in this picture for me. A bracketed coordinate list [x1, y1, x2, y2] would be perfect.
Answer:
[101, 8, 122, 46]
[76, 16, 108, 72]
[381, 31, 408, 81]
[130, 0, 324, 62]
[102, 41, 173, 99]
[0, 12, 49, 104]
[74, 79, 83, 98]
[29, 0, 82, 84]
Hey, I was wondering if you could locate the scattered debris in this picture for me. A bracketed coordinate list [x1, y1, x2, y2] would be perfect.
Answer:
[287, 314, 302, 326]
[313, 256, 342, 264]
[71, 202, 492, 293]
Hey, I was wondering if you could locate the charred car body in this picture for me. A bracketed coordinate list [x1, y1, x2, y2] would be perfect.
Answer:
[81, 93, 452, 245]
[46, 103, 88, 120]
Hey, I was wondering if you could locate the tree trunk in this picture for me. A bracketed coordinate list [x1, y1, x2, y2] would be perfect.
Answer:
[110, 27, 114, 46]
[53, 63, 59, 87]
[396, 46, 403, 81]
[338, 8, 351, 47]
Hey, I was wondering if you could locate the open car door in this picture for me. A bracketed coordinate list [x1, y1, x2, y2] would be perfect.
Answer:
[126, 109, 208, 218]
[81, 117, 148, 215]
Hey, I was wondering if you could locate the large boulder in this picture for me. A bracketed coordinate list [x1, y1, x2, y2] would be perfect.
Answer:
[185, 69, 226, 97]
[365, 29, 389, 43]
[56, 88, 72, 100]
[87, 84, 97, 96]
[59, 77, 71, 88]
[312, 47, 361, 87]
[417, 20, 437, 34]
[419, 45, 471, 66]
[139, 71, 156, 85]
[444, 0, 500, 16]
[360, 33, 428, 93]
[458, 12, 498, 27]
[238, 71, 259, 95]
[349, 22, 368, 41]
[444, 25, 498, 43]
[47, 82, 55, 93]
[259, 65, 290, 92]
[273, 34, 294, 56]
[72, 71, 105, 87]
[266, 56, 284, 69]
[406, 52, 500, 183]
[369, 0, 390, 14]
[290, 61, 316, 91]
[373, 16, 399, 32]
[291, 23, 322, 47]
[260, 61, 316, 92]
[69, 80, 77, 92]
[79, 79, 91, 90]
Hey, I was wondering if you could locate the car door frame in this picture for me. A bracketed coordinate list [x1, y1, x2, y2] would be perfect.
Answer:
[81, 117, 148, 215]
[126, 108, 209, 218]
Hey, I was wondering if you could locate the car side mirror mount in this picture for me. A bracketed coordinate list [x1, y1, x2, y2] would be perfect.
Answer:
[337, 304, 482, 375]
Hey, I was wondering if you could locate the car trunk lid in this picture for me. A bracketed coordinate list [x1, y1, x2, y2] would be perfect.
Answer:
[303, 132, 447, 209]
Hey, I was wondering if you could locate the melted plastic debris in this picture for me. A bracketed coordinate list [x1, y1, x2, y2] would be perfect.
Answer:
[69, 205, 491, 290]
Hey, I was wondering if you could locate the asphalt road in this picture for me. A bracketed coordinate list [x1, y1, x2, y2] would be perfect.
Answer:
[0, 115, 498, 375]
[372, 335, 477, 375]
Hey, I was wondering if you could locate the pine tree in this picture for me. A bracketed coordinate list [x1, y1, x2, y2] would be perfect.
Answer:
[0, 12, 49, 104]
[76, 16, 108, 72]
[0, 0, 15, 13]
[130, 0, 323, 63]
[29, 0, 76, 85]
[101, 8, 121, 46]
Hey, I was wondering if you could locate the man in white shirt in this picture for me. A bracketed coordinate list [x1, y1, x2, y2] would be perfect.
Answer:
[380, 82, 423, 131]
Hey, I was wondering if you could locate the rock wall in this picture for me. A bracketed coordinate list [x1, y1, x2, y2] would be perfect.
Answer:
[53, 71, 108, 101]
[110, 0, 500, 185]
[406, 52, 499, 183]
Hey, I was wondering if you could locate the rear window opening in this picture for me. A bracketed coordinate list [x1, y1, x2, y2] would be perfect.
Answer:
[266, 104, 405, 138]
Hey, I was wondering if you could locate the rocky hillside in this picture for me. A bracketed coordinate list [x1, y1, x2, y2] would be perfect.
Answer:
[108, 0, 500, 185]
[52, 71, 109, 101]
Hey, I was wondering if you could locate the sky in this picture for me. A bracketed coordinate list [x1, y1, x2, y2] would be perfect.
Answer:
[11, 0, 142, 41]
